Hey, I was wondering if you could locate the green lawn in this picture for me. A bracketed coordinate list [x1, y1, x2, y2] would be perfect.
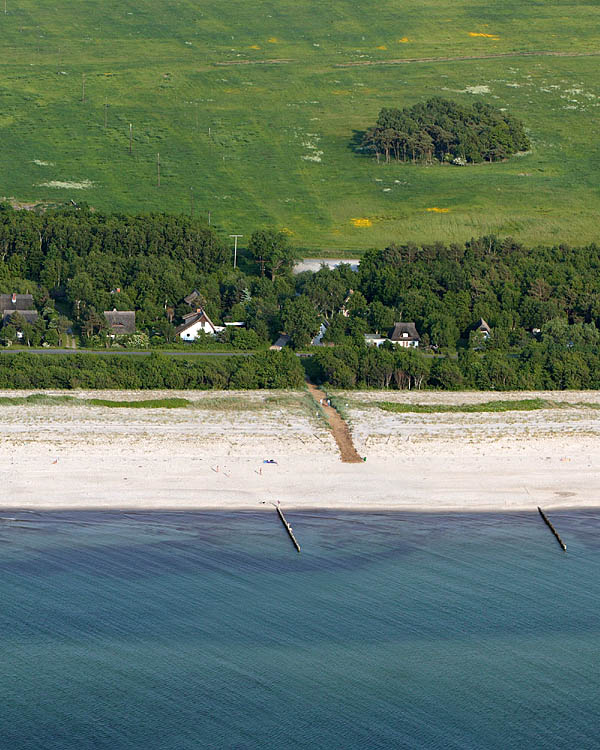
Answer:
[1, 0, 600, 252]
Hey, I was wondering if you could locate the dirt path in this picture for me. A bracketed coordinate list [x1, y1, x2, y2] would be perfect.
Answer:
[335, 50, 600, 67]
[306, 381, 363, 463]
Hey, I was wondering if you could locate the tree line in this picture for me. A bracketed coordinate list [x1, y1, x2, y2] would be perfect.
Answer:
[361, 97, 529, 164]
[3, 203, 600, 390]
[0, 351, 304, 389]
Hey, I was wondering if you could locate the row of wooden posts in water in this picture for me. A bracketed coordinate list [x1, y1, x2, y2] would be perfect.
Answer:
[273, 504, 568, 554]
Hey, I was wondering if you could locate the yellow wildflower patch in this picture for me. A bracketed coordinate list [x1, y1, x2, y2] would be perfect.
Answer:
[376, 45, 387, 50]
[332, 90, 352, 95]
[280, 227, 294, 235]
[249, 44, 261, 50]
[268, 37, 279, 43]
[398, 37, 409, 43]
[426, 207, 450, 213]
[351, 218, 372, 227]
[469, 32, 499, 39]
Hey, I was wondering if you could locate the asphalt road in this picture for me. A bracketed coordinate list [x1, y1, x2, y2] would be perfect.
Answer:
[0, 349, 253, 356]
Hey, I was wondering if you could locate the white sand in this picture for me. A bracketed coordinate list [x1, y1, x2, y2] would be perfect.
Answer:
[1, 389, 599, 512]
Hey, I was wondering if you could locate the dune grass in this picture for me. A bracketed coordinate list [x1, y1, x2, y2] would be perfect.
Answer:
[376, 399, 600, 414]
[0, 394, 189, 408]
[1, 1, 600, 250]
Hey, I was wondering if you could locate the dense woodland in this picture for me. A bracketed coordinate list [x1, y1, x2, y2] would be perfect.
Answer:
[361, 98, 530, 164]
[2, 205, 600, 389]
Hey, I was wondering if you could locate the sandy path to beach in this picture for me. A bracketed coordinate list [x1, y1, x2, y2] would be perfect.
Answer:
[0, 389, 599, 512]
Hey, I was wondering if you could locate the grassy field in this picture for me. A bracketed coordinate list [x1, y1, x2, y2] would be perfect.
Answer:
[1, 0, 600, 252]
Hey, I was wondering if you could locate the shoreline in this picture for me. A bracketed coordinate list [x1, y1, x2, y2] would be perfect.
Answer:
[1, 389, 599, 514]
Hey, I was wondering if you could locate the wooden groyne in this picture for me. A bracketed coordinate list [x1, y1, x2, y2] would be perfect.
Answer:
[537, 507, 567, 551]
[276, 505, 301, 553]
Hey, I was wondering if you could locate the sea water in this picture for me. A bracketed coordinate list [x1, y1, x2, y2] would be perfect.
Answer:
[0, 510, 599, 749]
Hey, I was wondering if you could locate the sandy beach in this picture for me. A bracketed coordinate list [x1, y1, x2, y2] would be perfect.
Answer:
[1, 389, 599, 512]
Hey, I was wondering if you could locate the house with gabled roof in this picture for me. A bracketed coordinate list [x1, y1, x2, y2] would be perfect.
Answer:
[183, 289, 201, 306]
[473, 318, 492, 339]
[388, 321, 420, 348]
[175, 308, 222, 341]
[270, 334, 291, 351]
[104, 310, 136, 336]
[0, 293, 35, 312]
[1, 293, 38, 329]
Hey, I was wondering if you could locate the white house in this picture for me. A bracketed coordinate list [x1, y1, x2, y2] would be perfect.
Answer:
[364, 333, 388, 347]
[311, 321, 329, 346]
[175, 309, 223, 341]
[388, 322, 420, 348]
[365, 322, 420, 348]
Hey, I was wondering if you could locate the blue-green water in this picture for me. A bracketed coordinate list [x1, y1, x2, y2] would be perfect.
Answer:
[1, 510, 599, 749]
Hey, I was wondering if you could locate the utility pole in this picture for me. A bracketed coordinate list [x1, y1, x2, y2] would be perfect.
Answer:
[229, 234, 243, 269]
[157, 153, 160, 187]
[129, 123, 132, 154]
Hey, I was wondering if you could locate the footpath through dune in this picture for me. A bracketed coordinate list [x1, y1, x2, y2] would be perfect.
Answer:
[306, 381, 363, 463]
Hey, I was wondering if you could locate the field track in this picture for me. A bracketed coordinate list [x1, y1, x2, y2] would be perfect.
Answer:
[336, 50, 600, 67]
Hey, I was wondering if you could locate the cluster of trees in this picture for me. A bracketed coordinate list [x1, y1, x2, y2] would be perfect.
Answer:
[0, 204, 300, 347]
[0, 351, 304, 389]
[351, 237, 600, 350]
[361, 98, 529, 164]
[312, 327, 600, 391]
[4, 202, 600, 389]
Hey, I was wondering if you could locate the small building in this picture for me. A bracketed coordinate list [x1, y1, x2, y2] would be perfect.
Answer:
[104, 310, 136, 336]
[311, 321, 329, 346]
[0, 293, 35, 312]
[340, 289, 354, 318]
[270, 334, 291, 351]
[175, 308, 220, 341]
[364, 333, 387, 347]
[2, 310, 39, 333]
[388, 322, 420, 348]
[183, 289, 201, 307]
[473, 318, 492, 339]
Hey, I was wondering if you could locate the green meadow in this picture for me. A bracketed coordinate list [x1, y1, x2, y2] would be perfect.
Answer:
[1, 0, 600, 252]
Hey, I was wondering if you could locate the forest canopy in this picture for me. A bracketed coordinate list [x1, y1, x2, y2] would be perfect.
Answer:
[361, 97, 530, 164]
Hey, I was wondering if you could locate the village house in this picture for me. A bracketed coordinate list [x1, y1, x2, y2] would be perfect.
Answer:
[183, 289, 201, 307]
[269, 334, 291, 351]
[1, 293, 39, 332]
[389, 321, 420, 348]
[311, 321, 329, 346]
[364, 333, 388, 347]
[175, 308, 223, 341]
[365, 322, 421, 348]
[473, 318, 492, 339]
[103, 310, 136, 336]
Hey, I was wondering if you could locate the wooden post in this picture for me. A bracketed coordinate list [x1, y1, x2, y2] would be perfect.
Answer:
[538, 507, 567, 551]
[276, 504, 301, 552]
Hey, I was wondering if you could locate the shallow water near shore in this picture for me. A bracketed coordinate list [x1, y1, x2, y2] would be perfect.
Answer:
[1, 509, 599, 749]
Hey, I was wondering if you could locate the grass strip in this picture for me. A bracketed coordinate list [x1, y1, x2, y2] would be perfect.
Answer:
[376, 398, 600, 414]
[0, 394, 190, 408]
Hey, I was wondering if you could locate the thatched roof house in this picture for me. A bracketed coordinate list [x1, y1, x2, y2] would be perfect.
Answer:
[104, 310, 136, 335]
[0, 293, 35, 312]
[2, 309, 38, 326]
[388, 322, 420, 347]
